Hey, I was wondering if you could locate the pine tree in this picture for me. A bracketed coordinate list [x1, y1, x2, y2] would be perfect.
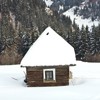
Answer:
[84, 25, 91, 60]
[76, 25, 87, 60]
[94, 24, 100, 54]
[18, 31, 32, 56]
[90, 25, 97, 55]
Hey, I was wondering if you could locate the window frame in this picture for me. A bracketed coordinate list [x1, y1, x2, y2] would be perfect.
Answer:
[43, 68, 56, 82]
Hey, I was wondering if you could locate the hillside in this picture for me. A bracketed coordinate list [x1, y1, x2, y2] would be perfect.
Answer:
[63, 6, 99, 29]
[44, 0, 100, 29]
[44, 0, 84, 13]
[0, 0, 69, 64]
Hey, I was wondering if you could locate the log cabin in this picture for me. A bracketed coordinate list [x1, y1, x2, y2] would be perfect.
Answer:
[20, 27, 76, 87]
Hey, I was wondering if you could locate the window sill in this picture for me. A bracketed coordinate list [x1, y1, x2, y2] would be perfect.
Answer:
[43, 80, 56, 83]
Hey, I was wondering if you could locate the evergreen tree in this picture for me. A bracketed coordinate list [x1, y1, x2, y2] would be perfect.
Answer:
[94, 24, 100, 53]
[73, 26, 81, 60]
[18, 31, 32, 56]
[90, 25, 97, 55]
[75, 25, 88, 60]
[84, 25, 91, 60]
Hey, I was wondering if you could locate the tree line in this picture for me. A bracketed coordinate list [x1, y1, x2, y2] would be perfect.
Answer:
[74, 0, 100, 21]
[65, 20, 100, 62]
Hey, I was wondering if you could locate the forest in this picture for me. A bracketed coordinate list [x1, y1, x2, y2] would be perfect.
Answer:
[0, 0, 100, 64]
[74, 0, 100, 21]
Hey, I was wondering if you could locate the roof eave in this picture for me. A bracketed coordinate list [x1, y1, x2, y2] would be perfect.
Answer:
[20, 64, 76, 68]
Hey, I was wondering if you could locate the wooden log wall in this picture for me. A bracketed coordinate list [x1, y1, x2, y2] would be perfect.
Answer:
[26, 66, 69, 87]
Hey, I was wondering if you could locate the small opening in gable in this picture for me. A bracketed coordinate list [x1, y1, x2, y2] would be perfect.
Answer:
[46, 32, 49, 35]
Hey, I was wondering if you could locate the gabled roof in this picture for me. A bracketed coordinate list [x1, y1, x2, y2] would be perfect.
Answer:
[20, 27, 76, 67]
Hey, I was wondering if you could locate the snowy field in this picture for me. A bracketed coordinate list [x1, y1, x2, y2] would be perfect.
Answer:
[0, 61, 100, 100]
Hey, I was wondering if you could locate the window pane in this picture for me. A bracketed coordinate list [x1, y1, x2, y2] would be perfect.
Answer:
[45, 71, 53, 80]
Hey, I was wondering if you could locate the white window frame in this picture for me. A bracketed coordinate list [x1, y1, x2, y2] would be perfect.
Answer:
[43, 68, 56, 81]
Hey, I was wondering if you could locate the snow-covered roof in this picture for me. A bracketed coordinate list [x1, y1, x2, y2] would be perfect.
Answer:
[20, 27, 76, 67]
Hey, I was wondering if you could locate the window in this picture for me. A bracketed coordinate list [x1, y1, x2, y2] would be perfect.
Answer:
[43, 69, 56, 81]
[45, 71, 53, 80]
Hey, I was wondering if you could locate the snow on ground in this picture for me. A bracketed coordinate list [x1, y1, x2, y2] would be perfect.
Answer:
[1, 61, 100, 100]
[63, 7, 99, 30]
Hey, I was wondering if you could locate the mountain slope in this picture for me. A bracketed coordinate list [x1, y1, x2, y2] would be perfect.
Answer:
[0, 0, 69, 64]
[43, 0, 84, 13]
[63, 0, 100, 29]
[44, 0, 100, 29]
[63, 6, 99, 29]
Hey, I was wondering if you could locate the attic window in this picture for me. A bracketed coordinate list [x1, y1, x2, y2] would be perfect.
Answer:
[46, 32, 49, 35]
